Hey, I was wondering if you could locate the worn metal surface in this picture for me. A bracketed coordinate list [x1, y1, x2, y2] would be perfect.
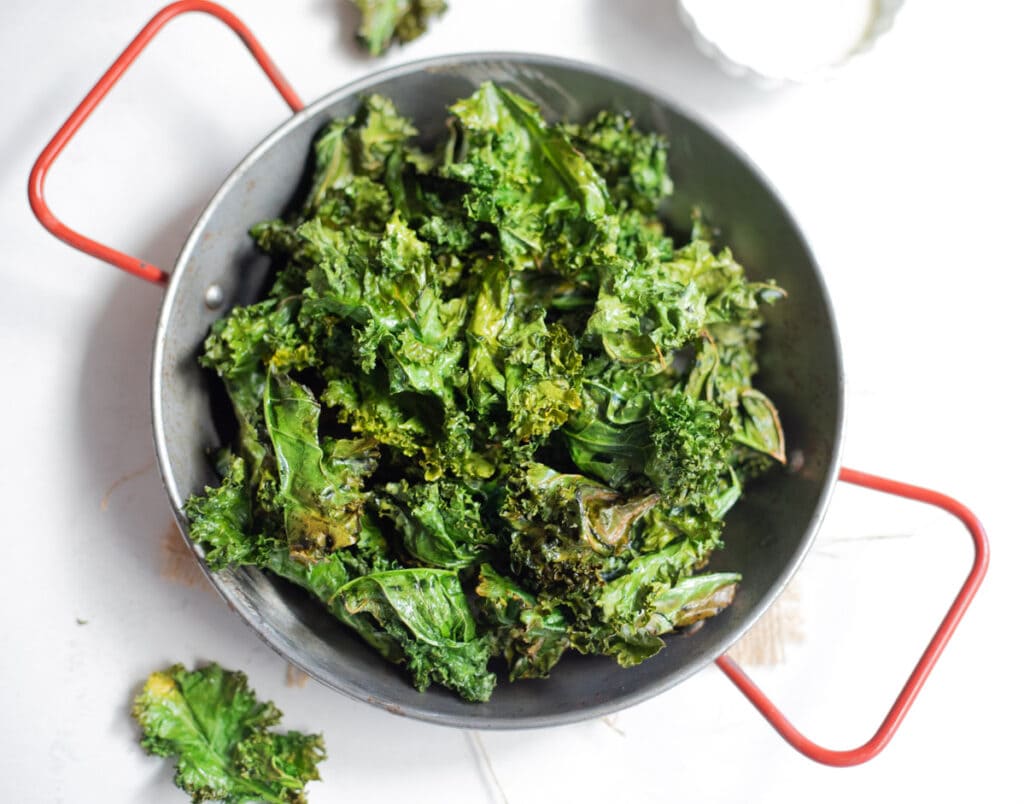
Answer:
[151, 53, 843, 728]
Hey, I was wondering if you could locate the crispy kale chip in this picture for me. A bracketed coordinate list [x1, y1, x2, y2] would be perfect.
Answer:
[184, 455, 260, 570]
[567, 110, 673, 214]
[185, 84, 786, 702]
[375, 479, 496, 568]
[340, 568, 496, 701]
[476, 564, 570, 680]
[351, 0, 447, 56]
[132, 663, 325, 804]
[502, 463, 659, 618]
[442, 82, 613, 275]
[265, 372, 377, 562]
[588, 543, 739, 665]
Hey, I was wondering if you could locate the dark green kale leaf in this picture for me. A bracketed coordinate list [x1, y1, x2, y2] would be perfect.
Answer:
[296, 207, 488, 481]
[502, 314, 583, 442]
[572, 517, 738, 665]
[184, 455, 270, 570]
[264, 93, 421, 240]
[587, 560, 741, 666]
[351, 0, 447, 57]
[265, 372, 377, 562]
[339, 568, 497, 701]
[132, 663, 325, 804]
[442, 82, 613, 275]
[585, 248, 709, 365]
[676, 222, 787, 464]
[375, 479, 496, 569]
[476, 564, 570, 680]
[465, 260, 584, 442]
[644, 390, 732, 506]
[687, 324, 787, 465]
[502, 463, 659, 618]
[465, 258, 514, 413]
[198, 298, 309, 505]
[631, 501, 724, 555]
[562, 363, 653, 487]
[566, 110, 674, 214]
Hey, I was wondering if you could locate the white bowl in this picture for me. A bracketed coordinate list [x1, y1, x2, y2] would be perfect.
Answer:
[678, 0, 904, 86]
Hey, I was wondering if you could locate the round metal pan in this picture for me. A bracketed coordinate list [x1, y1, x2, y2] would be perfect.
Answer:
[155, 51, 843, 729]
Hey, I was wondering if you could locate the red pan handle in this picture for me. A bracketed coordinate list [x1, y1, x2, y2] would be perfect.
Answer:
[28, 0, 304, 286]
[717, 466, 989, 766]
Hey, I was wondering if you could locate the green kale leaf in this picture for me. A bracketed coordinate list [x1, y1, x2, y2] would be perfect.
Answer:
[566, 110, 673, 214]
[132, 663, 325, 804]
[562, 363, 653, 487]
[340, 569, 497, 701]
[502, 463, 659, 618]
[476, 564, 570, 680]
[265, 372, 377, 562]
[351, 0, 447, 57]
[184, 455, 267, 570]
[375, 479, 496, 568]
[442, 82, 613, 275]
[644, 391, 732, 506]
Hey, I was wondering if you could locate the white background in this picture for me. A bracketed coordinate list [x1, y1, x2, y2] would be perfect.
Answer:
[2, 1, 1021, 801]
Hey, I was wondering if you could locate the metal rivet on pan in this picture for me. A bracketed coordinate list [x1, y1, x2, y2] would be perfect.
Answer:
[787, 448, 805, 474]
[204, 283, 225, 310]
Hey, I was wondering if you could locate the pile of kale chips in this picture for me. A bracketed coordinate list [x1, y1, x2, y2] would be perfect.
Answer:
[186, 83, 786, 702]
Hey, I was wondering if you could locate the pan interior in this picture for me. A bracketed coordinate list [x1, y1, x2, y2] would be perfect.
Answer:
[153, 55, 842, 728]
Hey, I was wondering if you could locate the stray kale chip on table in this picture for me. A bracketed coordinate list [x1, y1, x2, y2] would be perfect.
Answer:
[351, 0, 447, 56]
[185, 82, 787, 702]
[132, 664, 326, 803]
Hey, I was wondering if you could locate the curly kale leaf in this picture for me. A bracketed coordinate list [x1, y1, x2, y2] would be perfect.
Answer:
[132, 663, 325, 804]
[466, 261, 584, 440]
[465, 259, 514, 412]
[687, 327, 787, 464]
[572, 532, 738, 666]
[198, 298, 310, 504]
[297, 201, 488, 480]
[586, 247, 710, 366]
[644, 391, 732, 506]
[587, 563, 741, 666]
[566, 110, 673, 214]
[305, 94, 420, 211]
[563, 364, 653, 487]
[351, 0, 447, 57]
[300, 212, 468, 393]
[262, 518, 400, 657]
[442, 82, 613, 274]
[502, 463, 659, 617]
[184, 455, 272, 571]
[339, 569, 497, 701]
[564, 371, 736, 513]
[265, 372, 378, 562]
[631, 500, 724, 555]
[375, 479, 496, 569]
[476, 564, 570, 680]
[671, 228, 787, 464]
[503, 314, 583, 442]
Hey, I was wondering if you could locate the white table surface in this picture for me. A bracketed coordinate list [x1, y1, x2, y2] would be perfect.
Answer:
[2, 1, 1020, 801]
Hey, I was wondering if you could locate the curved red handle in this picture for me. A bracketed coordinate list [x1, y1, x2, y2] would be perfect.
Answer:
[28, 0, 304, 286]
[717, 466, 990, 767]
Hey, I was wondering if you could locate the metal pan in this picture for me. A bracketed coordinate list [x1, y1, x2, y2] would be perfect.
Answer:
[29, 0, 988, 766]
